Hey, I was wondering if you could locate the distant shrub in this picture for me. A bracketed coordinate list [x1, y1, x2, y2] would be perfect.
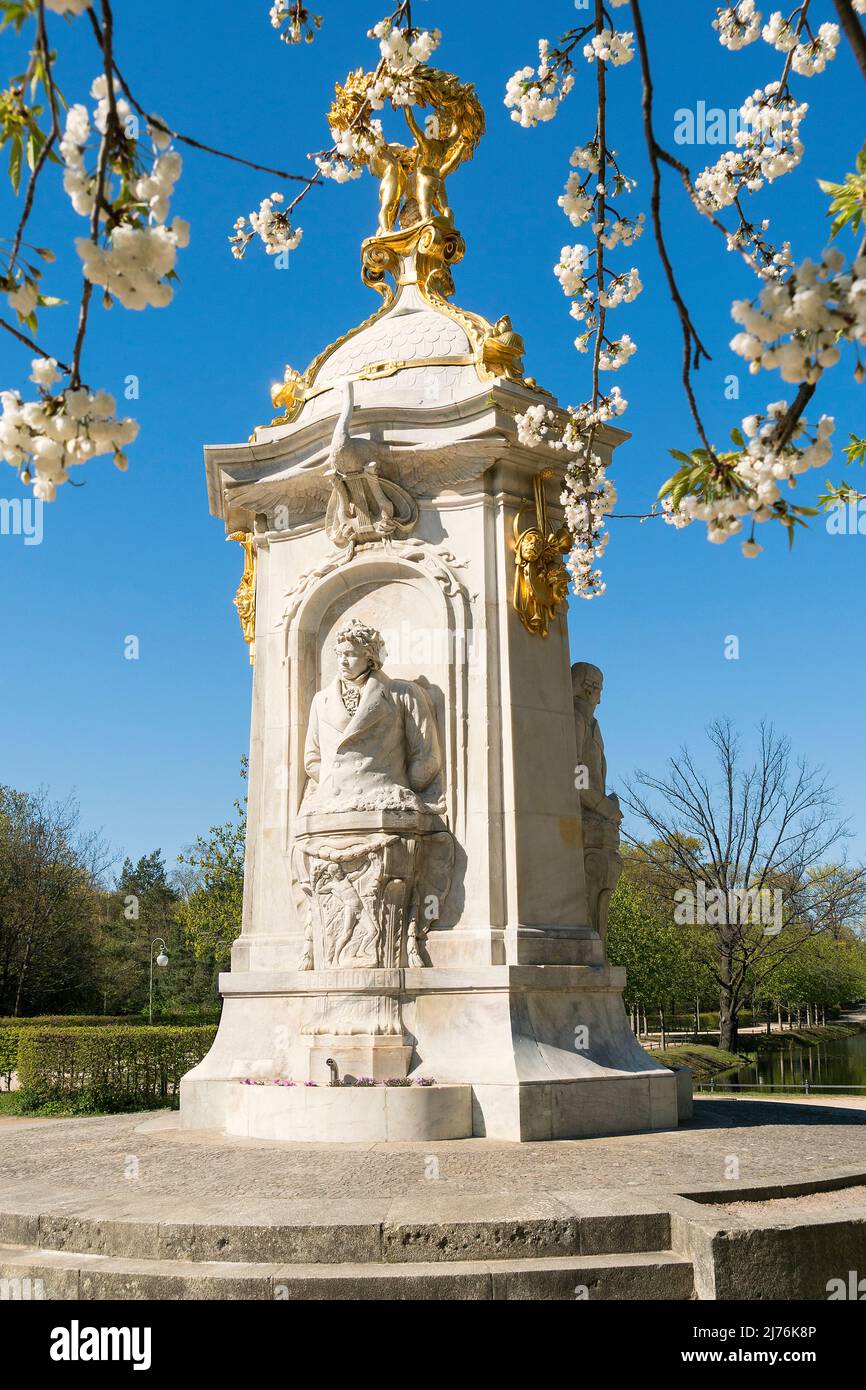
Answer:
[16, 1026, 216, 1113]
[0, 1015, 136, 1029]
[0, 1011, 220, 1028]
[0, 1028, 17, 1090]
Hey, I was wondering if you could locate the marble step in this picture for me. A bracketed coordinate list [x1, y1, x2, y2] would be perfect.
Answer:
[0, 1243, 695, 1301]
[0, 1202, 672, 1265]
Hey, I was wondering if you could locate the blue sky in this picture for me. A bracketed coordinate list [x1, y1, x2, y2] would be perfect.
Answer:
[0, 0, 863, 876]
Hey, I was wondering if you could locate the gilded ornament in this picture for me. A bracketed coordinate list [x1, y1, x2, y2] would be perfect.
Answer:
[228, 530, 257, 663]
[512, 470, 571, 638]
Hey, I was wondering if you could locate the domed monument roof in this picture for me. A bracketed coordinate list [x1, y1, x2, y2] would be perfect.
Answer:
[325, 290, 471, 378]
[248, 63, 544, 443]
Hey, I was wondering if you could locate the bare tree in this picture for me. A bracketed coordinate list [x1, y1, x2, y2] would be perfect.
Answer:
[620, 721, 866, 1052]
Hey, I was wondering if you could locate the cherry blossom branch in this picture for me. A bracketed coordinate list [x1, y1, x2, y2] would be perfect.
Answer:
[8, 1, 60, 281]
[85, 6, 316, 186]
[587, 0, 607, 461]
[631, 0, 717, 461]
[0, 314, 69, 371]
[71, 0, 117, 387]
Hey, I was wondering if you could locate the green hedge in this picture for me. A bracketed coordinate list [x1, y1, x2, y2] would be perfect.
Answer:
[16, 1026, 216, 1112]
[0, 1028, 17, 1090]
[0, 1012, 219, 1028]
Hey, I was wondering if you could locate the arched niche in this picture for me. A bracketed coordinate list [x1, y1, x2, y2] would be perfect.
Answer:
[282, 548, 472, 926]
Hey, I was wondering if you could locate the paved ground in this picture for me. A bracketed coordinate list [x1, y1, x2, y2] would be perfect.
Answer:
[2, 1098, 866, 1226]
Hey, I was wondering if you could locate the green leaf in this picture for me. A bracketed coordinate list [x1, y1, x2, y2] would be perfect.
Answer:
[8, 132, 22, 194]
[668, 449, 693, 465]
[843, 434, 866, 467]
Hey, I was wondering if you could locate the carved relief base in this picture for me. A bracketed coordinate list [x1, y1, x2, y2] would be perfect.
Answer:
[292, 811, 454, 1081]
[293, 813, 444, 972]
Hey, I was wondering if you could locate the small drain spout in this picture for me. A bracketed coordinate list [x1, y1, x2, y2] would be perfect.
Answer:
[325, 1057, 339, 1087]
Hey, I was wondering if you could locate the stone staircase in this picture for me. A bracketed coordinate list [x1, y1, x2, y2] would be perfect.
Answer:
[0, 1204, 695, 1300]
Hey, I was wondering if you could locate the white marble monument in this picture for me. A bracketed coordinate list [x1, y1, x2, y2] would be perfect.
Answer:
[180, 59, 682, 1142]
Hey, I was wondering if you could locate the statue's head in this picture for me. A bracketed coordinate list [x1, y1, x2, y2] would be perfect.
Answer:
[572, 661, 603, 710]
[333, 618, 385, 680]
[518, 530, 544, 563]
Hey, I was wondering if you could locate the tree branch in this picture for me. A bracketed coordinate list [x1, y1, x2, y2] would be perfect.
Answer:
[833, 0, 866, 82]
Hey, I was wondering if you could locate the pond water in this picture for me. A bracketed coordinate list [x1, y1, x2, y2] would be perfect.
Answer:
[731, 1029, 866, 1091]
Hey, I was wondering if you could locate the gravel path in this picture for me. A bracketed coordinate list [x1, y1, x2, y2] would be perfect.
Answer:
[2, 1098, 866, 1222]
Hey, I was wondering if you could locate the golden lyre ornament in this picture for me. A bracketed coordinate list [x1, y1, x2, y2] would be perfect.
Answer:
[228, 531, 257, 663]
[513, 470, 571, 638]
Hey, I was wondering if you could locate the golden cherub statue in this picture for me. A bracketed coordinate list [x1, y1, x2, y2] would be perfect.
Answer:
[328, 65, 485, 237]
[368, 140, 415, 235]
[402, 108, 467, 223]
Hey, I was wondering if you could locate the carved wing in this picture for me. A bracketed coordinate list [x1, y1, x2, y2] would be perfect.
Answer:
[376, 437, 508, 495]
[225, 465, 331, 522]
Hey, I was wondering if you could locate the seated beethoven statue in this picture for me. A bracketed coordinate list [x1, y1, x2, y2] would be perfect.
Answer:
[301, 618, 444, 816]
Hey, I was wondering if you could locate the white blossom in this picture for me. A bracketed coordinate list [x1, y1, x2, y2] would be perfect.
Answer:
[6, 278, 38, 317]
[504, 41, 575, 127]
[713, 2, 762, 50]
[230, 192, 302, 259]
[791, 23, 840, 76]
[555, 244, 591, 297]
[598, 334, 637, 370]
[583, 29, 635, 66]
[270, 3, 322, 44]
[761, 11, 798, 51]
[599, 268, 642, 308]
[561, 447, 616, 599]
[695, 83, 807, 209]
[569, 141, 601, 174]
[661, 496, 692, 528]
[671, 407, 836, 548]
[558, 174, 594, 227]
[77, 219, 190, 309]
[29, 357, 61, 390]
[730, 249, 866, 384]
[60, 79, 188, 306]
[594, 213, 645, 249]
[0, 385, 138, 501]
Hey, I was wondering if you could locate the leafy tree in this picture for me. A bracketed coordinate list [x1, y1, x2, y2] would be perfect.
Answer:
[0, 785, 107, 1015]
[176, 760, 247, 966]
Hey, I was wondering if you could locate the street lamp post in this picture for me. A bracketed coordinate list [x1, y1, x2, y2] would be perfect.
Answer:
[149, 938, 169, 1024]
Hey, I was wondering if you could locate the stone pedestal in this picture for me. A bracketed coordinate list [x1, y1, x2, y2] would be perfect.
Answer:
[180, 229, 680, 1143]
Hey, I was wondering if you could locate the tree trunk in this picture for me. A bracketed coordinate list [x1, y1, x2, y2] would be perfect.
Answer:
[659, 1005, 666, 1050]
[718, 952, 738, 1052]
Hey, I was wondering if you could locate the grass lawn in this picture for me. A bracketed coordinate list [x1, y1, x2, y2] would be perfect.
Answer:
[653, 1043, 745, 1082]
